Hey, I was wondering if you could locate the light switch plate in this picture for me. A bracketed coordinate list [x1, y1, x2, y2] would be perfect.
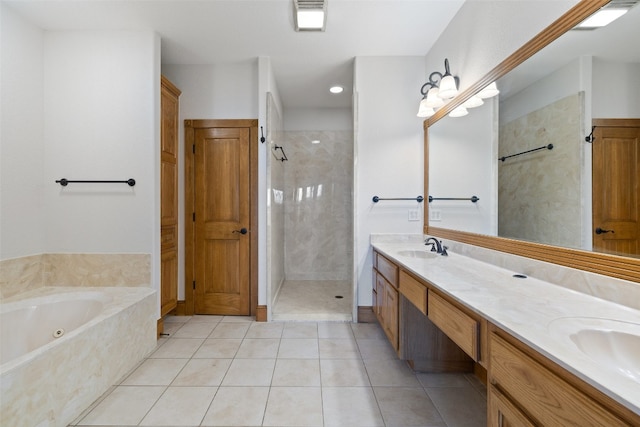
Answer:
[430, 209, 442, 221]
[408, 209, 420, 221]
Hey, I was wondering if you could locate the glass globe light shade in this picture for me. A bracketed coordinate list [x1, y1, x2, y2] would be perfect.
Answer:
[477, 82, 500, 99]
[438, 75, 458, 99]
[449, 106, 468, 118]
[425, 87, 445, 108]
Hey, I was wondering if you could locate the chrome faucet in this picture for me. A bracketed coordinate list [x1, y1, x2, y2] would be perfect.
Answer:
[425, 237, 448, 256]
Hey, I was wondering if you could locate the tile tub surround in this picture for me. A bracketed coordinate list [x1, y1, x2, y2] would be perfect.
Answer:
[0, 253, 151, 300]
[0, 254, 45, 299]
[0, 286, 157, 427]
[371, 237, 640, 416]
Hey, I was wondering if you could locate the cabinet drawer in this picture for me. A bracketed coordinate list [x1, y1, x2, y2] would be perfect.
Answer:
[376, 253, 398, 288]
[399, 271, 427, 315]
[490, 332, 628, 426]
[428, 291, 479, 361]
[488, 385, 535, 427]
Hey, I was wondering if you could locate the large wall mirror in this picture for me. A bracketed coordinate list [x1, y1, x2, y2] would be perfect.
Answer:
[425, 0, 640, 282]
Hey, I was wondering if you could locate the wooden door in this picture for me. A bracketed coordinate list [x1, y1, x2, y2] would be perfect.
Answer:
[592, 119, 640, 257]
[160, 76, 180, 317]
[186, 120, 257, 316]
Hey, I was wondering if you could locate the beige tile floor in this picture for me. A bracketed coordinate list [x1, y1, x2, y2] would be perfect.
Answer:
[272, 280, 353, 321]
[71, 316, 487, 427]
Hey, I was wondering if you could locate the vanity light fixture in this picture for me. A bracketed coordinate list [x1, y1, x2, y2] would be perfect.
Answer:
[463, 95, 484, 109]
[448, 105, 468, 118]
[417, 58, 459, 117]
[294, 0, 327, 31]
[477, 81, 500, 99]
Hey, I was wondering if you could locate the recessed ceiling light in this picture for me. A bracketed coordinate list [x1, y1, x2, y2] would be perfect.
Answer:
[329, 86, 343, 94]
[311, 140, 320, 144]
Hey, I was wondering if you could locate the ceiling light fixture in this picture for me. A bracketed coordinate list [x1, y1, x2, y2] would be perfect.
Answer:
[329, 86, 343, 94]
[574, 0, 637, 30]
[294, 0, 327, 32]
[417, 58, 459, 118]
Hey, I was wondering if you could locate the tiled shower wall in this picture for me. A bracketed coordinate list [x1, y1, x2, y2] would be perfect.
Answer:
[283, 131, 353, 280]
[498, 93, 583, 248]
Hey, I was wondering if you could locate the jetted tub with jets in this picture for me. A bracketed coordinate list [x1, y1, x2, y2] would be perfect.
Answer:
[0, 287, 157, 426]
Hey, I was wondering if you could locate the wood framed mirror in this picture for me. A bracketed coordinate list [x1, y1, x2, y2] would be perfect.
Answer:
[423, 0, 640, 283]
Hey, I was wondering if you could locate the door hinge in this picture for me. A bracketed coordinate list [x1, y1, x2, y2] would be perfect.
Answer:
[193, 281, 196, 290]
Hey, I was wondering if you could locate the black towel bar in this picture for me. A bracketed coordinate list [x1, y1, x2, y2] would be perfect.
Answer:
[499, 144, 553, 162]
[428, 196, 479, 203]
[55, 178, 136, 187]
[372, 196, 424, 203]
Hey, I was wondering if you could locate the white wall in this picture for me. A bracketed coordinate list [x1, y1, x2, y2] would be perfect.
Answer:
[43, 31, 160, 255]
[425, 1, 579, 95]
[592, 59, 640, 118]
[500, 58, 583, 125]
[160, 61, 259, 300]
[354, 56, 426, 306]
[428, 98, 497, 235]
[1, 5, 46, 260]
[1, 5, 160, 267]
[284, 108, 353, 131]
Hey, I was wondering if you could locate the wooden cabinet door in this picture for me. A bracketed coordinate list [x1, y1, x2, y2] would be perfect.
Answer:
[160, 76, 180, 317]
[488, 386, 535, 427]
[375, 271, 386, 325]
[383, 281, 399, 351]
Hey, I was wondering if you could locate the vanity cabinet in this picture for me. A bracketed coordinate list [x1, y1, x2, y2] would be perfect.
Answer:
[488, 326, 637, 426]
[428, 290, 480, 362]
[372, 250, 475, 370]
[373, 251, 399, 351]
[399, 270, 427, 315]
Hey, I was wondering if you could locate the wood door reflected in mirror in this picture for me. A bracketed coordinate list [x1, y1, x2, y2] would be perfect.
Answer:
[427, 0, 640, 260]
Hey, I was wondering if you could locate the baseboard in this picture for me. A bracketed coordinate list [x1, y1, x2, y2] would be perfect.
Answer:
[358, 306, 377, 323]
[255, 305, 267, 322]
[157, 317, 164, 338]
[175, 300, 186, 316]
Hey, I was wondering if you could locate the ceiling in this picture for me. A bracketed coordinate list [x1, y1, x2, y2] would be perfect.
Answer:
[499, 2, 640, 98]
[3, 0, 466, 109]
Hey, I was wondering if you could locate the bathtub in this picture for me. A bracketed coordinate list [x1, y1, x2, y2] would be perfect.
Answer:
[0, 287, 157, 427]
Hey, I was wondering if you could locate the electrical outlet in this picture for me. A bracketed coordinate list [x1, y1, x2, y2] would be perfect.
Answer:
[430, 209, 442, 221]
[408, 209, 420, 221]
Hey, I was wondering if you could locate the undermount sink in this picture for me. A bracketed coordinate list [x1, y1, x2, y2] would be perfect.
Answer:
[396, 250, 439, 259]
[547, 317, 640, 382]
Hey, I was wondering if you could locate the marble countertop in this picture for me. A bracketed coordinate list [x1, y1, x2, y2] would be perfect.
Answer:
[371, 240, 640, 415]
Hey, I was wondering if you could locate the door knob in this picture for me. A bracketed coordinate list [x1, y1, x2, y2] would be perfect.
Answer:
[233, 228, 248, 235]
[595, 227, 614, 235]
